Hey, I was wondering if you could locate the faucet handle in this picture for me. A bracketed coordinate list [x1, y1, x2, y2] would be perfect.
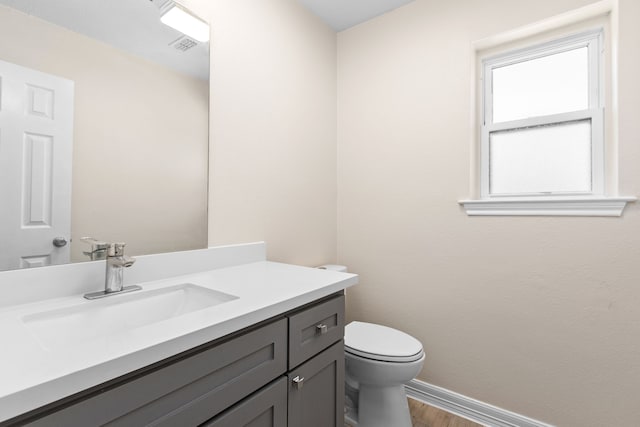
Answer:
[81, 237, 109, 249]
[81, 237, 110, 260]
[109, 242, 127, 257]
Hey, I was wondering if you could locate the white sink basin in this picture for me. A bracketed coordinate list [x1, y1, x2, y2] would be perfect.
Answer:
[22, 283, 238, 351]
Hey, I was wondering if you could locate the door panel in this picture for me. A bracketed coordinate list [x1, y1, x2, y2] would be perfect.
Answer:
[0, 59, 74, 270]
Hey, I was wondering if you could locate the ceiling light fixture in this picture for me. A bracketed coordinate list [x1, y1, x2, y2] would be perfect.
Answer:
[160, 2, 209, 43]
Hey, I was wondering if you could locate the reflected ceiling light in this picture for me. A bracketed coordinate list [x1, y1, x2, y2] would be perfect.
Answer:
[160, 2, 209, 42]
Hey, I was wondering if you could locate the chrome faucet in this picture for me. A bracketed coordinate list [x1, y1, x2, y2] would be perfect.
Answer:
[104, 243, 136, 293]
[83, 241, 140, 300]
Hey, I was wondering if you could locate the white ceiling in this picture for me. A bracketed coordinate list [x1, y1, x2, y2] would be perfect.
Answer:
[0, 0, 417, 79]
[298, 0, 416, 31]
[0, 0, 209, 80]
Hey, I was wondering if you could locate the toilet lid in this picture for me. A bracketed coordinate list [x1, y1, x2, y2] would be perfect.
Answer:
[344, 321, 424, 363]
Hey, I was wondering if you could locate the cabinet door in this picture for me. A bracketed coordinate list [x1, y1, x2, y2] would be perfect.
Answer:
[287, 341, 344, 427]
[203, 377, 287, 427]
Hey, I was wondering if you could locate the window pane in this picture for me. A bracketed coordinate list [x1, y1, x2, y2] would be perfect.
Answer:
[492, 47, 589, 123]
[489, 120, 592, 195]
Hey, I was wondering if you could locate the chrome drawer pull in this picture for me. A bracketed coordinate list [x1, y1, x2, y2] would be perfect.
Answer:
[316, 324, 328, 335]
[292, 375, 304, 390]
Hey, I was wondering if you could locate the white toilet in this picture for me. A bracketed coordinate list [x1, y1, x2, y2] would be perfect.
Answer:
[344, 321, 425, 427]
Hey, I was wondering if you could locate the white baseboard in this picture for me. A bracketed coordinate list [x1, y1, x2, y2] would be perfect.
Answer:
[405, 379, 555, 427]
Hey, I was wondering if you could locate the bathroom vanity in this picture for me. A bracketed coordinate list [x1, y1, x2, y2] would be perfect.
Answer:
[0, 243, 357, 427]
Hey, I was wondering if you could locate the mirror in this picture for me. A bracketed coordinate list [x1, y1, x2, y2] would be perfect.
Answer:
[0, 0, 209, 271]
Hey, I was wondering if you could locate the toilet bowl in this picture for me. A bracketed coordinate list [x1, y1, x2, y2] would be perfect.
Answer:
[344, 321, 425, 427]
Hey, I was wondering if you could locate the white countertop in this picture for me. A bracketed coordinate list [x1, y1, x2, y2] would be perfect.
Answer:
[0, 260, 357, 422]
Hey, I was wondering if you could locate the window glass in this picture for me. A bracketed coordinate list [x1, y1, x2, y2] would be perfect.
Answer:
[489, 120, 592, 194]
[492, 47, 589, 123]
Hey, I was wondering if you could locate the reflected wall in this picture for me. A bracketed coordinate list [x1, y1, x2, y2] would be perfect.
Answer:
[0, 5, 209, 266]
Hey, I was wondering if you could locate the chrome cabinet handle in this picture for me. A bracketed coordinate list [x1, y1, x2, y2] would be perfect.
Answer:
[292, 375, 304, 390]
[52, 237, 68, 248]
[316, 324, 328, 335]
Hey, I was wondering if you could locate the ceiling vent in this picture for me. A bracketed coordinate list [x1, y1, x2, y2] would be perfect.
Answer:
[150, 0, 172, 9]
[169, 35, 198, 51]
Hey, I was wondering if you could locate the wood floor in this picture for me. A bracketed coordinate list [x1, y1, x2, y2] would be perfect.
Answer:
[408, 398, 483, 427]
[346, 398, 483, 427]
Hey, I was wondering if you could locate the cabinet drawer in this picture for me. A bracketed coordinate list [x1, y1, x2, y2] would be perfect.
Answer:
[25, 318, 287, 427]
[288, 295, 344, 369]
[202, 377, 287, 427]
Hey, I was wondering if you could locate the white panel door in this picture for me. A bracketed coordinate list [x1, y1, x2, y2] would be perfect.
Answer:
[0, 59, 74, 270]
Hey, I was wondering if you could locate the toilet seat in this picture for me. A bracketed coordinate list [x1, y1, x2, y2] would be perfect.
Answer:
[345, 321, 424, 363]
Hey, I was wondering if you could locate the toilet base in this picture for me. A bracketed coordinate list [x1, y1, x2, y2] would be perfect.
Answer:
[344, 405, 358, 426]
[345, 383, 412, 427]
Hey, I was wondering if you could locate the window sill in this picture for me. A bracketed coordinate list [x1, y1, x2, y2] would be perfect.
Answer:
[459, 196, 637, 217]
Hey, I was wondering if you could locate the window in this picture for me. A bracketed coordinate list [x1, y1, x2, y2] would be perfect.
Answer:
[460, 21, 636, 217]
[481, 29, 603, 198]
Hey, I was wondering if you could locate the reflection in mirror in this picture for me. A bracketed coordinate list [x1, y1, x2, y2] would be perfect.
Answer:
[0, 0, 209, 272]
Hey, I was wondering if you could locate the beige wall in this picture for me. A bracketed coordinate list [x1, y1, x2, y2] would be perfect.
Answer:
[338, 0, 640, 426]
[16, 0, 632, 423]
[0, 6, 209, 261]
[187, 0, 338, 266]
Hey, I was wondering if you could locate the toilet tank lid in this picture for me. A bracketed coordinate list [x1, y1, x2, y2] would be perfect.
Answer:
[317, 264, 348, 272]
[345, 321, 423, 359]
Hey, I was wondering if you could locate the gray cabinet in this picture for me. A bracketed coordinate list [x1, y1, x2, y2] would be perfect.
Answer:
[287, 341, 345, 427]
[23, 319, 288, 427]
[3, 293, 345, 427]
[287, 295, 345, 427]
[288, 295, 345, 369]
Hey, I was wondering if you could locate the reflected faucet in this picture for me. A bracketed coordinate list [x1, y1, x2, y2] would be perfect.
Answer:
[83, 241, 140, 300]
[81, 237, 110, 260]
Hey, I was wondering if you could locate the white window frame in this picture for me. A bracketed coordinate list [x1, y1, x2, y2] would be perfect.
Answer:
[480, 29, 604, 199]
[459, 2, 636, 216]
